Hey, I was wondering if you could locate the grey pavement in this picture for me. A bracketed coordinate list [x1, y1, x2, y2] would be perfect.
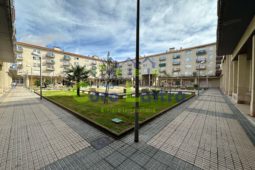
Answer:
[0, 87, 254, 170]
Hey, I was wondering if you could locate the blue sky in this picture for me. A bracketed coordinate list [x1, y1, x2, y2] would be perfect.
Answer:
[15, 0, 217, 61]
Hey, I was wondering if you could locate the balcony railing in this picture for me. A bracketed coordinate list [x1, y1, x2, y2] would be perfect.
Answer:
[196, 65, 206, 70]
[46, 60, 55, 64]
[128, 72, 132, 75]
[196, 58, 206, 63]
[172, 68, 180, 72]
[159, 68, 166, 73]
[63, 55, 71, 60]
[63, 62, 70, 66]
[196, 49, 207, 56]
[16, 46, 23, 53]
[216, 60, 221, 64]
[46, 66, 55, 71]
[173, 54, 181, 59]
[46, 52, 55, 58]
[159, 56, 166, 61]
[16, 54, 23, 60]
[172, 61, 180, 65]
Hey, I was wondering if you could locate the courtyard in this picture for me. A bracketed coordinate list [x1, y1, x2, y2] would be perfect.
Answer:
[42, 88, 193, 135]
[0, 87, 254, 169]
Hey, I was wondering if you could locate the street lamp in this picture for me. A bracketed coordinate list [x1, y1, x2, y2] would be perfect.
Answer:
[134, 0, 140, 143]
[40, 55, 42, 100]
[197, 60, 205, 96]
[26, 64, 32, 89]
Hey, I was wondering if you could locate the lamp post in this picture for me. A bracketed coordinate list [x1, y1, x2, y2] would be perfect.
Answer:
[26, 65, 33, 89]
[40, 55, 42, 100]
[134, 0, 140, 143]
[197, 60, 205, 96]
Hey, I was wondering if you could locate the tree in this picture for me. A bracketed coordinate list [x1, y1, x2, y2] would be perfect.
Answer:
[101, 52, 118, 104]
[65, 65, 90, 96]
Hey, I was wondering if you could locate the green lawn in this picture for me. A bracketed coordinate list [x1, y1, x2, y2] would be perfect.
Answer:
[43, 90, 192, 135]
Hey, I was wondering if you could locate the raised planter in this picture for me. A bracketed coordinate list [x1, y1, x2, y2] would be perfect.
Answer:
[35, 91, 195, 138]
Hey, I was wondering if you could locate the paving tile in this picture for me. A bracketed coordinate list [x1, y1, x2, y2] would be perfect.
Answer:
[105, 151, 127, 167]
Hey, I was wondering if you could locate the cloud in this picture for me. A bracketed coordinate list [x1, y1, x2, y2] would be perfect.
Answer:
[15, 0, 217, 61]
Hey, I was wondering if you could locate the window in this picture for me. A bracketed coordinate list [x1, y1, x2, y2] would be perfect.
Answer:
[33, 49, 40, 54]
[185, 50, 192, 54]
[159, 63, 166, 67]
[185, 57, 192, 62]
[76, 57, 79, 60]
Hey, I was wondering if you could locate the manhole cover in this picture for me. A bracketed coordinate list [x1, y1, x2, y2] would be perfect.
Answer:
[91, 136, 113, 150]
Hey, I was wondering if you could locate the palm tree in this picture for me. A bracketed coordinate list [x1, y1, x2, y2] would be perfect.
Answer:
[65, 65, 90, 96]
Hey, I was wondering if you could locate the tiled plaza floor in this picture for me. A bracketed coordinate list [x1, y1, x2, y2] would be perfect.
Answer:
[0, 87, 254, 170]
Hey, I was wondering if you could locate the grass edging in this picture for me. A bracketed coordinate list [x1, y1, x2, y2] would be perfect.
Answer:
[36, 92, 195, 138]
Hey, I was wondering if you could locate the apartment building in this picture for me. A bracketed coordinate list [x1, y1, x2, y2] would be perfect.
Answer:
[0, 0, 16, 95]
[11, 42, 104, 87]
[119, 43, 221, 88]
[217, 0, 255, 116]
[10, 42, 221, 89]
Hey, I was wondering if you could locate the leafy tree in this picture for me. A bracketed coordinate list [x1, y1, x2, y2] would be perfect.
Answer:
[101, 52, 118, 103]
[65, 65, 90, 96]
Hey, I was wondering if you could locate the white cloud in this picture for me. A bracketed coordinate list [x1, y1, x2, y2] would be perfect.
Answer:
[15, 0, 217, 61]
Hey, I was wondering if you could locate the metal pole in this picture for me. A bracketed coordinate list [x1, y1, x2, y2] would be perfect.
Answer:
[30, 67, 32, 89]
[198, 65, 200, 96]
[40, 56, 42, 100]
[134, 0, 140, 143]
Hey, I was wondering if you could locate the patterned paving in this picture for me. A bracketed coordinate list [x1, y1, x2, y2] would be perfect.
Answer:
[0, 88, 90, 169]
[148, 90, 255, 169]
[0, 87, 254, 170]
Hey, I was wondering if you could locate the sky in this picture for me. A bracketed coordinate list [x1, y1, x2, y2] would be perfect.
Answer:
[15, 0, 217, 61]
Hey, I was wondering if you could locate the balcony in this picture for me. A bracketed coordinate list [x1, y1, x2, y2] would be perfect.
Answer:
[91, 66, 97, 70]
[196, 65, 206, 70]
[159, 63, 166, 67]
[63, 55, 71, 60]
[216, 60, 221, 64]
[128, 63, 133, 66]
[159, 56, 166, 61]
[128, 72, 132, 76]
[46, 66, 55, 71]
[196, 49, 207, 56]
[216, 64, 220, 69]
[16, 54, 23, 61]
[196, 58, 206, 63]
[173, 54, 181, 59]
[172, 68, 180, 72]
[46, 59, 55, 65]
[46, 52, 55, 58]
[16, 46, 23, 53]
[63, 62, 70, 66]
[172, 61, 180, 65]
[159, 68, 166, 73]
